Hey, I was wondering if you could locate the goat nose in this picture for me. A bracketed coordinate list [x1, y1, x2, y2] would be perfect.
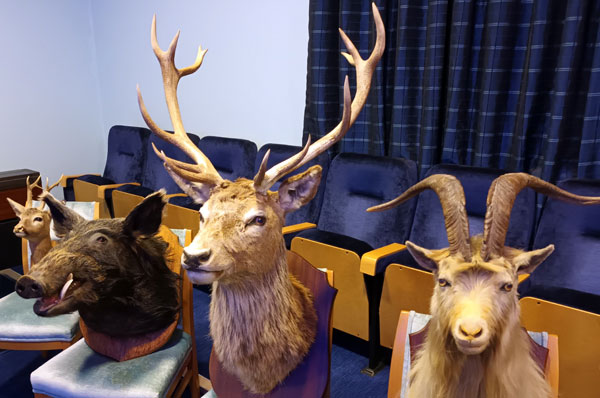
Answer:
[459, 320, 483, 339]
[15, 276, 44, 299]
[182, 248, 211, 266]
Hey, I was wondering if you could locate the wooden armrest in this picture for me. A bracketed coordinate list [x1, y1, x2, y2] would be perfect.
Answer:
[282, 222, 316, 235]
[518, 273, 530, 284]
[59, 173, 101, 187]
[360, 242, 406, 276]
[96, 183, 140, 198]
[165, 193, 188, 200]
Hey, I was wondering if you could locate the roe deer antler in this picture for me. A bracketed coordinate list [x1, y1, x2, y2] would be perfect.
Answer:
[25, 175, 42, 208]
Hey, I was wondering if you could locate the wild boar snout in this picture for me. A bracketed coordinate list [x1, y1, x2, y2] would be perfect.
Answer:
[16, 275, 44, 299]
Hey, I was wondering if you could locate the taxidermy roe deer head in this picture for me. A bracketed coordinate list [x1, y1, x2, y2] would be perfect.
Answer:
[137, 3, 384, 393]
[7, 176, 60, 267]
[15, 191, 180, 338]
[369, 173, 600, 398]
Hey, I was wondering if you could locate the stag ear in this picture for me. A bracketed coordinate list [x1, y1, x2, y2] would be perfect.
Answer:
[512, 244, 555, 275]
[278, 165, 322, 214]
[6, 198, 25, 217]
[41, 192, 85, 237]
[164, 164, 214, 204]
[123, 190, 167, 238]
[405, 241, 440, 272]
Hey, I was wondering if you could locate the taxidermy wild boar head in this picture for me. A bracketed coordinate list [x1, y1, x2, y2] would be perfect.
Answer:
[15, 191, 180, 337]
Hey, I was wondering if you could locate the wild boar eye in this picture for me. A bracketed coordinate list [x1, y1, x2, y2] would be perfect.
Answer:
[501, 282, 513, 292]
[438, 279, 451, 288]
[34, 217, 43, 222]
[96, 236, 107, 243]
[249, 216, 266, 226]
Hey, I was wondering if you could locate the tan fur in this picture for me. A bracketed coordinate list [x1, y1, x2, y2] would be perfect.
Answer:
[186, 178, 319, 394]
[408, 236, 551, 398]
[7, 199, 53, 268]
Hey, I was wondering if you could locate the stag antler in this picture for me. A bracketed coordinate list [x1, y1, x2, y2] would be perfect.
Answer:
[253, 2, 386, 192]
[481, 173, 600, 260]
[137, 15, 221, 182]
[368, 174, 472, 261]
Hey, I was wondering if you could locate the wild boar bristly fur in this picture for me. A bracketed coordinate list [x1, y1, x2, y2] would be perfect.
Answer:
[15, 191, 180, 337]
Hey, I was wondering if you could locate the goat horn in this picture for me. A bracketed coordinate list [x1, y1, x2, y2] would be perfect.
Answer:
[368, 174, 472, 261]
[482, 172, 600, 259]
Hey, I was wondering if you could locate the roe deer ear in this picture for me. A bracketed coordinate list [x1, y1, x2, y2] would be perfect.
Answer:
[278, 166, 322, 215]
[41, 192, 85, 237]
[123, 190, 167, 238]
[6, 198, 26, 217]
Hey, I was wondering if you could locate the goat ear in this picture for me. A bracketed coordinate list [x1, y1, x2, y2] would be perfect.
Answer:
[405, 241, 439, 272]
[278, 165, 322, 214]
[512, 244, 555, 275]
[123, 190, 167, 238]
[164, 164, 214, 204]
[6, 198, 25, 217]
[41, 192, 85, 237]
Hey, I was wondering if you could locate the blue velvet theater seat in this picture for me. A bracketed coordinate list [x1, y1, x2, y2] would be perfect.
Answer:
[198, 136, 257, 181]
[66, 125, 151, 218]
[379, 164, 538, 349]
[291, 152, 418, 372]
[517, 178, 600, 398]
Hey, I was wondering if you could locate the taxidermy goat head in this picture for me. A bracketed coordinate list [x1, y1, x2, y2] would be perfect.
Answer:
[369, 172, 600, 398]
[15, 191, 180, 337]
[7, 175, 61, 267]
[136, 3, 384, 393]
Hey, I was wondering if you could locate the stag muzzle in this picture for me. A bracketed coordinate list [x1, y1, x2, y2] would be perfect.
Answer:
[15, 275, 44, 299]
[182, 248, 211, 268]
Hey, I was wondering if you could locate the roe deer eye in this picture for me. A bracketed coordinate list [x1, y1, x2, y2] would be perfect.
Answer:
[250, 216, 266, 226]
[438, 279, 450, 288]
[34, 217, 43, 222]
[501, 283, 513, 292]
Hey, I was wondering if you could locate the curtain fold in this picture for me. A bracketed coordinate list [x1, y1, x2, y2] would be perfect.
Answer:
[303, 0, 600, 181]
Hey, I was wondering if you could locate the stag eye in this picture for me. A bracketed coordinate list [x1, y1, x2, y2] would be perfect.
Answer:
[438, 279, 451, 288]
[249, 216, 266, 226]
[501, 282, 513, 292]
[34, 217, 43, 222]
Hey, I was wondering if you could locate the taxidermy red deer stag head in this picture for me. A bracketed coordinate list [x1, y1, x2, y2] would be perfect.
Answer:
[15, 191, 180, 338]
[369, 172, 600, 398]
[7, 176, 61, 267]
[137, 3, 384, 393]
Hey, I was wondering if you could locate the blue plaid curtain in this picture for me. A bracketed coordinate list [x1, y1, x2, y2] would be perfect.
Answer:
[303, 0, 600, 181]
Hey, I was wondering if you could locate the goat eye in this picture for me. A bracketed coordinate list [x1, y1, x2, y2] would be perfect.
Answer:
[501, 283, 513, 292]
[438, 279, 450, 288]
[34, 217, 43, 222]
[250, 216, 266, 226]
[96, 236, 107, 243]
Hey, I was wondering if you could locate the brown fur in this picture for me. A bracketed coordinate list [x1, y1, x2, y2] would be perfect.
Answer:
[179, 174, 321, 394]
[407, 236, 551, 398]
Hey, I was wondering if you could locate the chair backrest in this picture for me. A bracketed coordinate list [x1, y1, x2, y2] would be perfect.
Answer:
[142, 133, 201, 193]
[316, 153, 418, 249]
[197, 136, 257, 181]
[406, 164, 536, 268]
[103, 125, 151, 184]
[24, 201, 100, 274]
[255, 143, 331, 225]
[523, 179, 600, 311]
[208, 251, 336, 398]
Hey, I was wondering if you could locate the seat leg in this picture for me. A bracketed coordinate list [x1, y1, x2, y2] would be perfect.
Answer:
[361, 273, 385, 376]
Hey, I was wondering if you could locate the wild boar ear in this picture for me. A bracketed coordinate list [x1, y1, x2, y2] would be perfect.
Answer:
[41, 192, 85, 236]
[123, 190, 167, 238]
[6, 198, 25, 217]
[512, 244, 555, 275]
[278, 165, 322, 215]
[405, 241, 440, 272]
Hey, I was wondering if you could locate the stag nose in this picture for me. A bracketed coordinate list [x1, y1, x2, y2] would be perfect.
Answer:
[182, 248, 211, 267]
[458, 319, 484, 339]
[15, 275, 44, 299]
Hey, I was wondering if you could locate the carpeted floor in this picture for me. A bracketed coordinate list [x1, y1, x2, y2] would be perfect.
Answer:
[0, 281, 389, 398]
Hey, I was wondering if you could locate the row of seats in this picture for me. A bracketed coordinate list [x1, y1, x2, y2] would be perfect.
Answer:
[65, 125, 599, 396]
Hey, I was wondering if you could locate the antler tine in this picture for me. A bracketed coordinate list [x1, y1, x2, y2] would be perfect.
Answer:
[138, 15, 222, 182]
[482, 173, 600, 260]
[256, 2, 385, 192]
[368, 174, 472, 261]
[25, 175, 42, 208]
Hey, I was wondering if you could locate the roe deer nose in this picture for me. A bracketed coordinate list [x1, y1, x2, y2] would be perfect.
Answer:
[15, 276, 44, 299]
[182, 248, 211, 267]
